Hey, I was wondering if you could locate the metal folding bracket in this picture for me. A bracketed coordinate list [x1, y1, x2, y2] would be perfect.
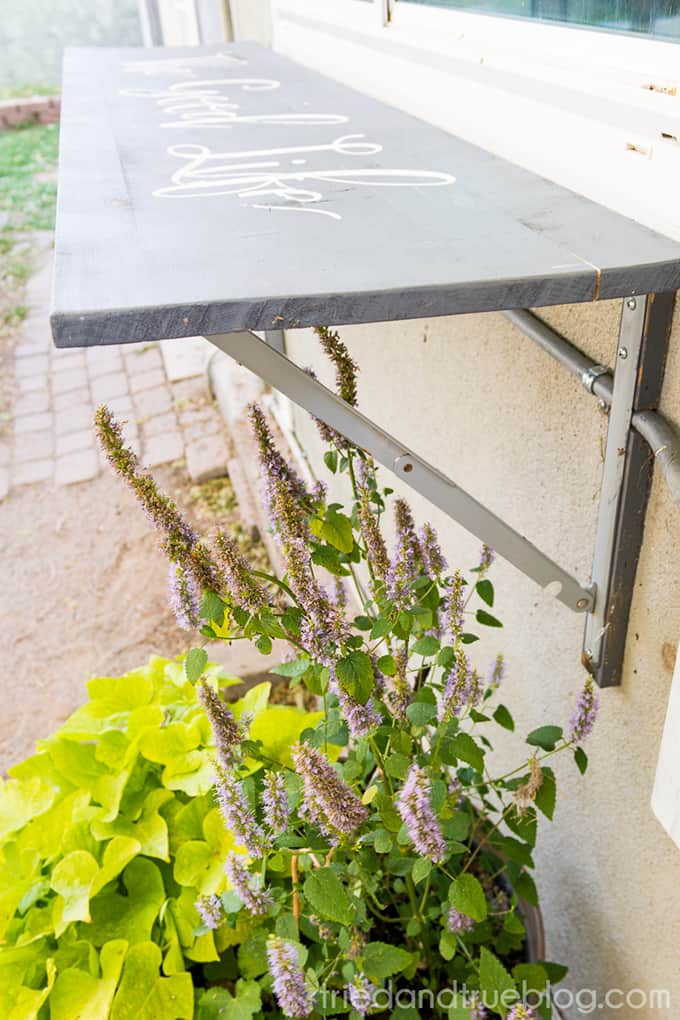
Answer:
[583, 293, 675, 687]
[204, 291, 675, 688]
[204, 329, 594, 615]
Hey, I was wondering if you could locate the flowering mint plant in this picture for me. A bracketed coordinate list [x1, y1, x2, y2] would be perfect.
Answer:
[95, 328, 598, 1020]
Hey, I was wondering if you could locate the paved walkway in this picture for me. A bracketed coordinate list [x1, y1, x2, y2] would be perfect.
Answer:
[1, 239, 231, 500]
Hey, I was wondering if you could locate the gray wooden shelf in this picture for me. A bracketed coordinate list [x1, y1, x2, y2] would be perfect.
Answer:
[51, 44, 680, 348]
[50, 43, 680, 688]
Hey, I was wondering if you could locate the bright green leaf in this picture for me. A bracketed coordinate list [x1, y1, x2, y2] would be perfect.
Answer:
[412, 858, 431, 885]
[478, 947, 517, 1017]
[376, 654, 396, 676]
[51, 850, 99, 932]
[412, 635, 440, 657]
[476, 610, 503, 628]
[450, 732, 485, 774]
[196, 980, 262, 1020]
[405, 702, 437, 727]
[184, 649, 208, 683]
[311, 510, 354, 554]
[304, 868, 352, 926]
[336, 651, 373, 705]
[448, 874, 487, 922]
[475, 580, 494, 606]
[110, 941, 193, 1019]
[574, 747, 588, 774]
[50, 939, 128, 1020]
[534, 768, 556, 820]
[493, 704, 515, 731]
[271, 657, 311, 678]
[526, 726, 563, 752]
[362, 942, 413, 981]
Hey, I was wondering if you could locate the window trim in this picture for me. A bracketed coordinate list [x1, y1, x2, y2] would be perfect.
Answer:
[390, 0, 680, 72]
[275, 0, 680, 80]
[272, 0, 680, 239]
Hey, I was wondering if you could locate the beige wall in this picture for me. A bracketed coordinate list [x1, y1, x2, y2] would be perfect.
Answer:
[284, 308, 680, 1018]
[270, 9, 680, 1018]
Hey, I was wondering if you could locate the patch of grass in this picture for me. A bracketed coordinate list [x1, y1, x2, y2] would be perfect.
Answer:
[0, 121, 59, 231]
[0, 119, 59, 333]
[0, 83, 59, 100]
[3, 304, 27, 329]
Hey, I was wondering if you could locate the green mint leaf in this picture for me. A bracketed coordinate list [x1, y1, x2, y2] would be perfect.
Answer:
[476, 609, 503, 628]
[526, 725, 563, 751]
[448, 873, 487, 922]
[184, 648, 208, 682]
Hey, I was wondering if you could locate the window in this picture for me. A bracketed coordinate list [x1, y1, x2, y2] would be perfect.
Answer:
[398, 0, 680, 40]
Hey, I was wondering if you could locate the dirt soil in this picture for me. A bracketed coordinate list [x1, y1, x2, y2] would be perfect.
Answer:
[0, 463, 275, 774]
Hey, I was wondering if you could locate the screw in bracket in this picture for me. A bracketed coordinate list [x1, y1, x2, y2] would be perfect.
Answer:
[626, 298, 637, 310]
[618, 347, 628, 359]
[394, 454, 414, 474]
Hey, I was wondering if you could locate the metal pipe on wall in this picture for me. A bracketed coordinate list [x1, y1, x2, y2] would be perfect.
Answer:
[503, 308, 680, 507]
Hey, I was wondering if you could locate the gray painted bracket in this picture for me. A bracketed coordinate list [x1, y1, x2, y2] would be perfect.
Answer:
[205, 329, 595, 616]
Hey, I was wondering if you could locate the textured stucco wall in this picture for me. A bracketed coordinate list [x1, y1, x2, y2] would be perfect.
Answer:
[283, 302, 680, 1017]
[267, 7, 680, 1016]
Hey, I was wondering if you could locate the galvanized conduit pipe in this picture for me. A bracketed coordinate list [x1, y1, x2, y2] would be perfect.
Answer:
[503, 308, 680, 507]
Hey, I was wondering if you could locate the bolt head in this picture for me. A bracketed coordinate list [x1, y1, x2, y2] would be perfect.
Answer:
[618, 347, 628, 359]
[576, 597, 589, 610]
[402, 461, 414, 473]
[627, 297, 637, 310]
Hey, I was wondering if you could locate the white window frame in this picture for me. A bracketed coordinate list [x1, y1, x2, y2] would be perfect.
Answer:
[271, 0, 680, 238]
[390, 1, 680, 77]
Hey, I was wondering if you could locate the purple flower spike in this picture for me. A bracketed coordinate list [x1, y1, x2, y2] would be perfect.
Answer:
[507, 1006, 538, 1020]
[440, 652, 476, 721]
[445, 571, 465, 641]
[214, 531, 266, 612]
[285, 538, 348, 663]
[197, 681, 244, 769]
[347, 974, 376, 1017]
[355, 459, 390, 588]
[314, 326, 359, 407]
[195, 893, 223, 930]
[262, 770, 289, 835]
[248, 403, 309, 542]
[386, 648, 411, 723]
[489, 653, 505, 688]
[168, 563, 201, 630]
[466, 995, 487, 1020]
[304, 366, 350, 448]
[570, 677, 599, 743]
[330, 666, 380, 739]
[225, 852, 273, 916]
[267, 936, 313, 1018]
[447, 907, 475, 934]
[292, 742, 368, 843]
[386, 499, 424, 610]
[478, 544, 495, 573]
[420, 522, 447, 576]
[95, 405, 223, 593]
[213, 763, 267, 858]
[397, 764, 447, 864]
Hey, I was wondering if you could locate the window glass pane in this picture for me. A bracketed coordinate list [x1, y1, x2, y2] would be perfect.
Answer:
[401, 1, 680, 41]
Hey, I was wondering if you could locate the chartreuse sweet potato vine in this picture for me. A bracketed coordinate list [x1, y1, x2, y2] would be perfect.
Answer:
[0, 658, 319, 1019]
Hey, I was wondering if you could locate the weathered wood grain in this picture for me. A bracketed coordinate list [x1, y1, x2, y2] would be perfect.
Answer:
[51, 44, 680, 348]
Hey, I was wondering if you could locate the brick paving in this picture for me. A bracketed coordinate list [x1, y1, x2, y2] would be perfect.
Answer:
[1, 242, 231, 499]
